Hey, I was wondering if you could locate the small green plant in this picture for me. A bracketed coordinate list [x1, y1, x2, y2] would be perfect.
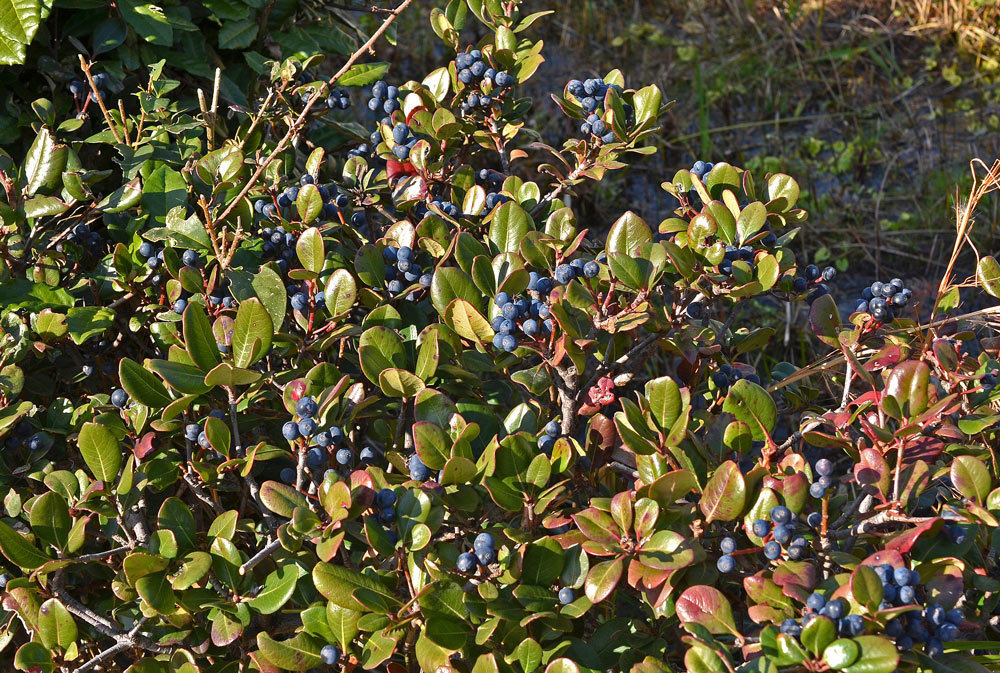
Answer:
[1, 1, 1000, 673]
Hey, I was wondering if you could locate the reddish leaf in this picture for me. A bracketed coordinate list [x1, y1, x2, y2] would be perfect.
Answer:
[859, 549, 904, 568]
[699, 460, 746, 523]
[676, 585, 740, 636]
[572, 508, 621, 548]
[885, 518, 940, 554]
[133, 431, 157, 460]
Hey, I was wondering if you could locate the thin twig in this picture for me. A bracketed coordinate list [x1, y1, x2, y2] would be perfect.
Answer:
[239, 538, 282, 576]
[73, 545, 129, 563]
[78, 56, 123, 144]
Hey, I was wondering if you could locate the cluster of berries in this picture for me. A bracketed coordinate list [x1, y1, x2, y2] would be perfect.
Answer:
[490, 290, 554, 352]
[809, 458, 835, 498]
[2, 420, 50, 453]
[554, 258, 600, 285]
[780, 595, 863, 640]
[457, 532, 497, 572]
[790, 263, 835, 305]
[383, 245, 432, 297]
[207, 280, 237, 310]
[256, 226, 298, 274]
[61, 223, 104, 257]
[855, 278, 912, 324]
[389, 122, 419, 161]
[874, 564, 963, 655]
[293, 74, 351, 113]
[288, 282, 324, 314]
[718, 506, 808, 573]
[455, 49, 513, 114]
[678, 160, 714, 210]
[711, 363, 761, 392]
[69, 72, 110, 105]
[690, 160, 714, 181]
[184, 410, 228, 460]
[373, 487, 397, 526]
[367, 80, 400, 115]
[565, 78, 623, 143]
[537, 420, 561, 454]
[413, 198, 461, 219]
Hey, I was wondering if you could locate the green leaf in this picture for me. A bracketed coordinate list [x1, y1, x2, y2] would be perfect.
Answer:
[77, 421, 123, 483]
[119, 357, 172, 408]
[259, 481, 309, 518]
[141, 164, 187, 224]
[424, 614, 467, 650]
[96, 177, 143, 213]
[721, 379, 776, 441]
[248, 564, 302, 615]
[800, 615, 836, 657]
[36, 598, 76, 650]
[633, 84, 662, 127]
[326, 603, 360, 649]
[232, 297, 273, 368]
[521, 537, 564, 585]
[431, 266, 481, 317]
[93, 17, 128, 55]
[842, 636, 898, 673]
[443, 299, 493, 345]
[158, 497, 197, 551]
[149, 359, 213, 394]
[135, 571, 175, 614]
[489, 201, 532, 253]
[824, 638, 860, 670]
[736, 202, 766, 241]
[951, 455, 990, 504]
[584, 557, 623, 603]
[257, 632, 324, 671]
[312, 562, 401, 611]
[24, 127, 66, 195]
[204, 361, 262, 387]
[605, 210, 652, 255]
[252, 265, 288, 332]
[767, 173, 800, 211]
[977, 256, 1000, 298]
[699, 460, 746, 523]
[323, 268, 357, 317]
[296, 188, 324, 227]
[65, 306, 115, 345]
[850, 565, 884, 612]
[218, 18, 257, 49]
[119, 0, 173, 45]
[13, 641, 53, 673]
[379, 368, 425, 398]
[0, 519, 49, 569]
[337, 62, 390, 86]
[29, 492, 70, 551]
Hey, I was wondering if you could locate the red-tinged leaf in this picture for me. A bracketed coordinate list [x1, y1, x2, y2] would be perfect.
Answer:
[627, 558, 669, 590]
[641, 470, 697, 508]
[854, 448, 890, 495]
[748, 604, 787, 624]
[675, 585, 740, 636]
[584, 558, 623, 603]
[772, 562, 817, 595]
[903, 436, 944, 463]
[133, 431, 157, 460]
[699, 460, 746, 523]
[951, 455, 991, 503]
[859, 549, 904, 568]
[885, 360, 930, 419]
[864, 344, 903, 372]
[610, 492, 633, 533]
[885, 519, 940, 554]
[572, 508, 621, 548]
[808, 293, 840, 347]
